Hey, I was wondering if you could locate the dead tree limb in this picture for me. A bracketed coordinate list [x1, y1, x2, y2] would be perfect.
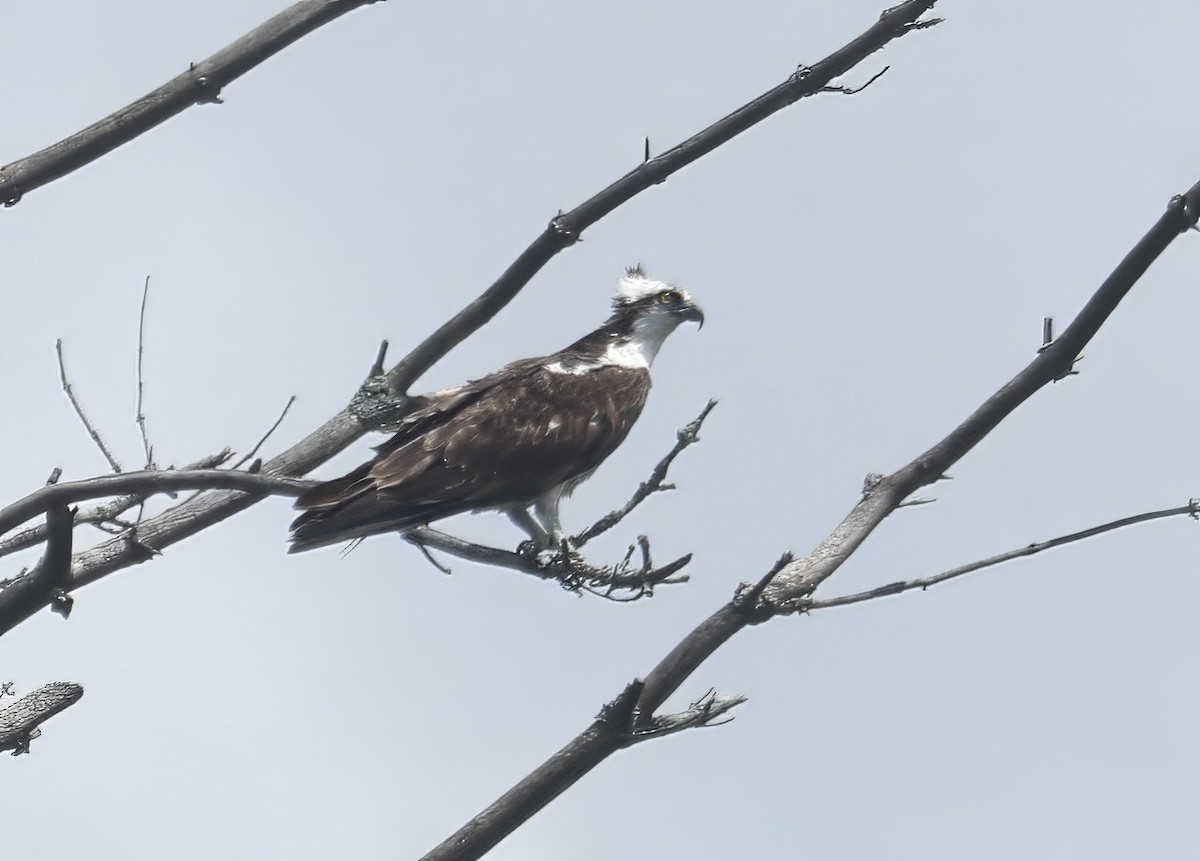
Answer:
[0, 0, 939, 636]
[0, 0, 386, 207]
[383, 2, 943, 395]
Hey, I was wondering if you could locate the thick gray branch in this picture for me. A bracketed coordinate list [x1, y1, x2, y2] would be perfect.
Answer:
[0, 682, 84, 755]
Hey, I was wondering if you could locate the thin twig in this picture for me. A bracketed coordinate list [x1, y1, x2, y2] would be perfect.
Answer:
[56, 340, 123, 473]
[574, 400, 717, 547]
[135, 275, 154, 469]
[804, 501, 1200, 612]
[818, 65, 891, 95]
[230, 396, 297, 471]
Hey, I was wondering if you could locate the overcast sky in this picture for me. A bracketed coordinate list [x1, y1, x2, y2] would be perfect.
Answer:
[6, 2, 1200, 859]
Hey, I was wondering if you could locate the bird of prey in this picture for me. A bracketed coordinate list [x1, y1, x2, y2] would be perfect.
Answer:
[288, 266, 703, 553]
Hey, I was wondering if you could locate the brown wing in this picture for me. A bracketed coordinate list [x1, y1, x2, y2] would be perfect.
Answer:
[288, 362, 649, 552]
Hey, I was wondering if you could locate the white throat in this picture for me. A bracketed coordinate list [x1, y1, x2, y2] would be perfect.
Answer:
[601, 314, 679, 369]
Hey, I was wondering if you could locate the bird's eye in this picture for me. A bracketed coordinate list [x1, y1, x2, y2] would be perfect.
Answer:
[659, 290, 680, 304]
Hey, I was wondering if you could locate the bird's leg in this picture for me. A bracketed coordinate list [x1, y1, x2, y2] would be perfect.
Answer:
[533, 495, 573, 554]
[507, 507, 550, 546]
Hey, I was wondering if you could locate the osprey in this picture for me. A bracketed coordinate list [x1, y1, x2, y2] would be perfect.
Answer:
[288, 267, 703, 553]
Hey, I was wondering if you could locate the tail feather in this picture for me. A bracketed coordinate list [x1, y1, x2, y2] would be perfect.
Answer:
[289, 486, 463, 554]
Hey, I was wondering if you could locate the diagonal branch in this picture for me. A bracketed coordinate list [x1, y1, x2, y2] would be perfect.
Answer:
[384, 3, 943, 394]
[805, 501, 1200, 611]
[0, 0, 385, 207]
[631, 179, 1200, 722]
[423, 174, 1200, 861]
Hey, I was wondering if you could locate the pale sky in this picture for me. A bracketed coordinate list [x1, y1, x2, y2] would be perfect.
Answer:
[6, 2, 1200, 859]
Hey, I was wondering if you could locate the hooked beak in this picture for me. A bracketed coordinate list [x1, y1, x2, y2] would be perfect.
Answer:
[676, 303, 705, 330]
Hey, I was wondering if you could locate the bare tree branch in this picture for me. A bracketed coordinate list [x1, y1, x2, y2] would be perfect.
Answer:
[805, 501, 1200, 611]
[0, 682, 84, 755]
[574, 400, 717, 547]
[0, 0, 386, 207]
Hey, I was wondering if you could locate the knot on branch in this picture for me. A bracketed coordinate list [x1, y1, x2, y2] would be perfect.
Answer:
[0, 176, 21, 208]
[548, 212, 580, 247]
[732, 551, 794, 623]
[349, 375, 412, 430]
[188, 63, 225, 105]
[595, 679, 644, 733]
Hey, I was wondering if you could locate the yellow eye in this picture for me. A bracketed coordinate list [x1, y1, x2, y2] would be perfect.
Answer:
[659, 290, 680, 304]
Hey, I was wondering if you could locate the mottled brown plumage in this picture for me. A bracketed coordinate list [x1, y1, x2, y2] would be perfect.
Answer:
[289, 268, 702, 553]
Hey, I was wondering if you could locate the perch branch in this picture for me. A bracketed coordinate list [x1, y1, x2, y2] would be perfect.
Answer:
[405, 527, 691, 600]
[0, 0, 386, 207]
[0, 681, 84, 755]
[804, 501, 1200, 611]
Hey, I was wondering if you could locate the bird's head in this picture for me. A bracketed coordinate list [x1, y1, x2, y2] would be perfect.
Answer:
[613, 264, 705, 334]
